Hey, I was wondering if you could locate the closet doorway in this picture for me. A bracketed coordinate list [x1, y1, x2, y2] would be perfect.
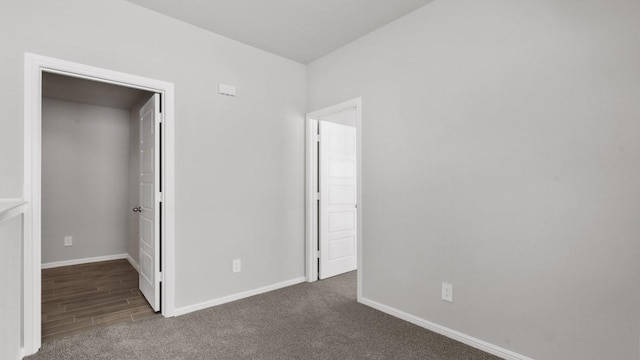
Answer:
[23, 53, 176, 355]
[40, 72, 156, 342]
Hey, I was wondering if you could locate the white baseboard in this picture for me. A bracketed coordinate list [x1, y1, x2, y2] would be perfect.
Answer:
[173, 276, 307, 316]
[41, 253, 128, 269]
[126, 254, 140, 272]
[359, 297, 534, 360]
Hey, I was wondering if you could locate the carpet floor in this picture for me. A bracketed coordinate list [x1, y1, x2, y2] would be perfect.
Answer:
[27, 271, 500, 360]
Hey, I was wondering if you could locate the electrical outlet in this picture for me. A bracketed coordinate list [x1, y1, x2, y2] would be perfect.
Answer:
[232, 259, 241, 273]
[64, 236, 73, 247]
[442, 282, 453, 303]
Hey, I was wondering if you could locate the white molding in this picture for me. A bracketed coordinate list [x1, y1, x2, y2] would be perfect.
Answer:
[173, 277, 307, 317]
[0, 200, 28, 360]
[304, 118, 318, 282]
[305, 98, 363, 302]
[160, 76, 176, 317]
[23, 52, 39, 356]
[41, 253, 129, 269]
[359, 297, 535, 360]
[0, 198, 25, 205]
[126, 253, 140, 272]
[0, 200, 27, 224]
[23, 52, 177, 355]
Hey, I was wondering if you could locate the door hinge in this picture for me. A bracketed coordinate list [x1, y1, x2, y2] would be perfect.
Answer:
[158, 272, 164, 283]
[157, 192, 164, 202]
[316, 192, 320, 201]
[316, 250, 320, 259]
[158, 113, 163, 123]
[316, 133, 320, 142]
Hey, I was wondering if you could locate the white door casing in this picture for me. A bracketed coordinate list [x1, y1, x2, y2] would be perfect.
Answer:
[139, 94, 161, 311]
[319, 119, 357, 279]
[24, 53, 176, 356]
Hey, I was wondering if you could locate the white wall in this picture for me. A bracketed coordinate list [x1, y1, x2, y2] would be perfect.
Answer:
[41, 98, 131, 264]
[0, 0, 306, 311]
[307, 0, 640, 359]
[0, 214, 23, 360]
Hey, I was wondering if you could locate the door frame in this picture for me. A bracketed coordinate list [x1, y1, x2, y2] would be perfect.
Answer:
[305, 98, 362, 300]
[23, 53, 176, 355]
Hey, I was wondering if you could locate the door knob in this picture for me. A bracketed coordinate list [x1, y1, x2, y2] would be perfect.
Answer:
[132, 207, 142, 212]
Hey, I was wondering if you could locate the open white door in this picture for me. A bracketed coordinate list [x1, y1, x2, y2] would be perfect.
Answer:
[138, 94, 161, 311]
[319, 120, 357, 279]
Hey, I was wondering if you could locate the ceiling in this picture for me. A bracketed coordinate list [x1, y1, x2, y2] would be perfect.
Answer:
[42, 72, 152, 110]
[124, 0, 434, 64]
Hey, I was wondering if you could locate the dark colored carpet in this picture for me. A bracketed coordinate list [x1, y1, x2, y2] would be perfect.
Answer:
[27, 272, 500, 359]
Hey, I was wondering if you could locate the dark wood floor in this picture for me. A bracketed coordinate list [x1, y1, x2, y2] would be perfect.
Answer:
[41, 259, 157, 343]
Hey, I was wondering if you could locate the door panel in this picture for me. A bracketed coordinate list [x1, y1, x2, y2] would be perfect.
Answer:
[328, 211, 355, 232]
[138, 94, 161, 311]
[319, 117, 357, 279]
[328, 159, 355, 178]
[328, 185, 355, 204]
[328, 236, 356, 260]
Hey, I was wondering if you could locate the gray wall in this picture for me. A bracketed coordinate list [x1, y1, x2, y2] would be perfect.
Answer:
[0, 215, 23, 360]
[307, 0, 640, 359]
[319, 108, 356, 127]
[0, 0, 306, 309]
[42, 98, 131, 264]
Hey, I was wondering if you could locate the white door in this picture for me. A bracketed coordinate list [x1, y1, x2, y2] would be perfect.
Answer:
[319, 120, 357, 279]
[138, 94, 161, 311]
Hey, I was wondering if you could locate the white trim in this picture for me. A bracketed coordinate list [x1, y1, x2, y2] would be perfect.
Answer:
[23, 52, 37, 357]
[0, 198, 27, 360]
[173, 277, 307, 316]
[23, 53, 177, 356]
[126, 253, 141, 272]
[305, 119, 319, 282]
[0, 200, 27, 224]
[360, 297, 535, 360]
[161, 63, 177, 319]
[41, 253, 129, 269]
[305, 98, 363, 301]
[0, 199, 28, 360]
[0, 198, 25, 204]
